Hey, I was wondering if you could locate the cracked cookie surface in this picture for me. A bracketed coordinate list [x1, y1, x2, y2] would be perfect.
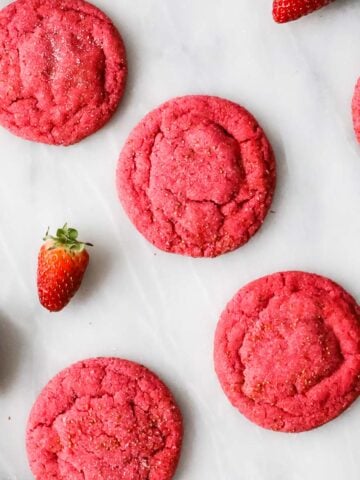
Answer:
[26, 358, 183, 479]
[214, 271, 360, 432]
[0, 0, 127, 145]
[116, 95, 276, 257]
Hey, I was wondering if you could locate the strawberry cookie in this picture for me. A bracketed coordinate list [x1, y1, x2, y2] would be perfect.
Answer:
[117, 95, 276, 257]
[0, 0, 127, 145]
[26, 358, 183, 480]
[273, 0, 334, 23]
[352, 79, 360, 143]
[214, 271, 360, 432]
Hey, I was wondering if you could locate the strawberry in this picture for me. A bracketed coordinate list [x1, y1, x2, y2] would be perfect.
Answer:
[37, 224, 93, 312]
[273, 0, 334, 23]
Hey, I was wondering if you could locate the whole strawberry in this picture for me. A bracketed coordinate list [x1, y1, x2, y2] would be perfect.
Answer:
[37, 224, 92, 312]
[273, 0, 334, 23]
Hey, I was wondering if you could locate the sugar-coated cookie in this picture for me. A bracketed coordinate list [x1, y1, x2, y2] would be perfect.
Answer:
[117, 95, 276, 257]
[0, 0, 127, 145]
[26, 358, 183, 479]
[214, 271, 360, 432]
[352, 79, 360, 144]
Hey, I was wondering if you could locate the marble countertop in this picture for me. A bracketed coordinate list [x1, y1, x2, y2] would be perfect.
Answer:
[1, 0, 360, 478]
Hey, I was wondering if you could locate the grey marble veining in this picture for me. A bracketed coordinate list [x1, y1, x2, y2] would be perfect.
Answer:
[1, 0, 360, 478]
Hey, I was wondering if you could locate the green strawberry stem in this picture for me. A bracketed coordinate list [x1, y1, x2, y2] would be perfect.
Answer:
[44, 223, 93, 252]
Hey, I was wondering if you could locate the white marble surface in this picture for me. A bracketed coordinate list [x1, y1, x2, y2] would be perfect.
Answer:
[1, 0, 360, 478]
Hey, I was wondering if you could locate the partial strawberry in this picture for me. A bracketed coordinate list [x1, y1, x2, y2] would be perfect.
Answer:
[37, 224, 93, 312]
[273, 0, 334, 23]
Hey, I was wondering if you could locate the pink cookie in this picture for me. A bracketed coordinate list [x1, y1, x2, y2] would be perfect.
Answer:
[0, 0, 127, 145]
[352, 79, 360, 143]
[214, 271, 360, 432]
[26, 358, 183, 479]
[117, 95, 276, 257]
